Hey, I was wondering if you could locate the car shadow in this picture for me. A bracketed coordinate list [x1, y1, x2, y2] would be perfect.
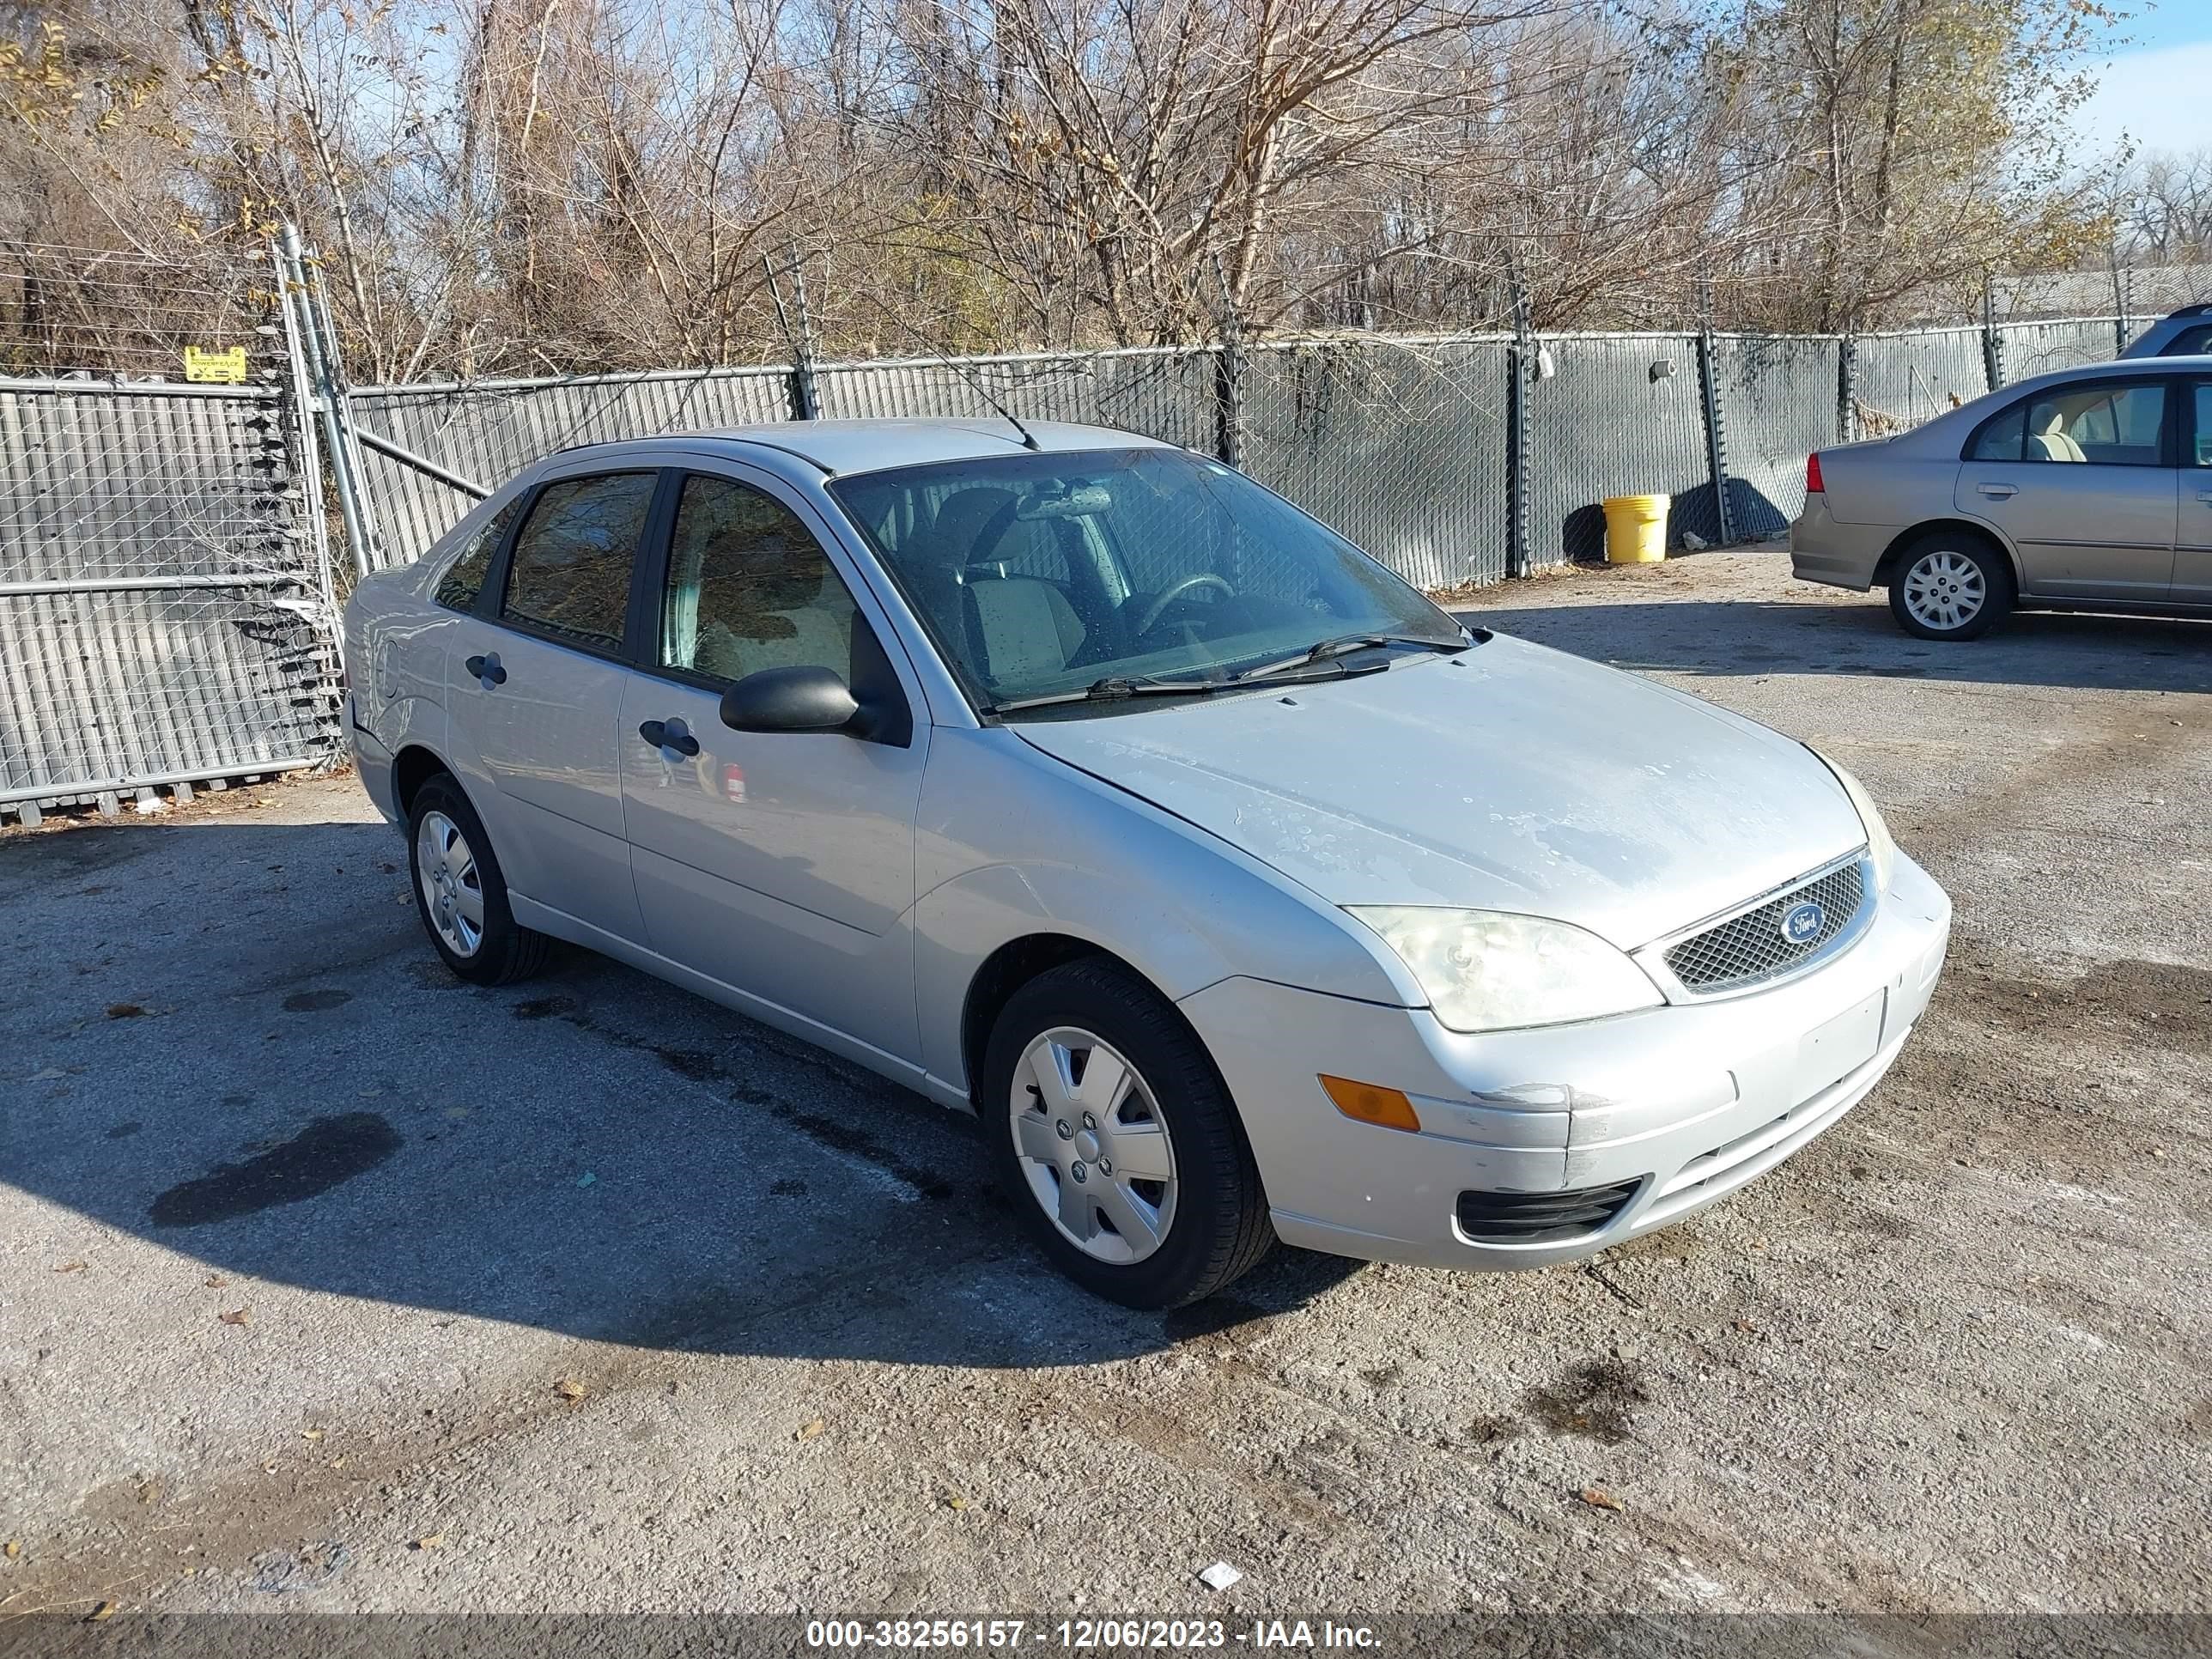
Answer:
[1452, 591, 2212, 696]
[2, 811, 1358, 1373]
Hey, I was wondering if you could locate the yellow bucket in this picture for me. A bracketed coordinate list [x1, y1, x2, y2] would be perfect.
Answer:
[1601, 494, 1669, 563]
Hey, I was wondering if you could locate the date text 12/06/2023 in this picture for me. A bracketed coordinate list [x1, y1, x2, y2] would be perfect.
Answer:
[804, 1619, 1382, 1650]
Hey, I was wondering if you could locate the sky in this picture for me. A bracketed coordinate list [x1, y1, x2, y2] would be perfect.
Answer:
[2075, 3, 2212, 161]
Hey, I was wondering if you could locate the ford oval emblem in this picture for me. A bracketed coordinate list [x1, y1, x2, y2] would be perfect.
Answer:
[1782, 900, 1824, 945]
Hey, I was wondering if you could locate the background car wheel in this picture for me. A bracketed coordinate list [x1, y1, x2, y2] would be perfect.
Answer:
[981, 958, 1273, 1310]
[407, 773, 552, 986]
[1887, 535, 2012, 641]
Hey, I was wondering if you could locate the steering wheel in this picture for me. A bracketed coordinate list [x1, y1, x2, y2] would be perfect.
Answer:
[1135, 573, 1233, 635]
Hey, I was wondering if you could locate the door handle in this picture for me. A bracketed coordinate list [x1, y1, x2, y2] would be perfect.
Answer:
[639, 717, 700, 758]
[1976, 483, 2018, 500]
[464, 652, 507, 687]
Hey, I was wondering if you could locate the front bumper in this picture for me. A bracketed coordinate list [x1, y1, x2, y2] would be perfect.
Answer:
[1789, 494, 1892, 591]
[1179, 852, 1951, 1272]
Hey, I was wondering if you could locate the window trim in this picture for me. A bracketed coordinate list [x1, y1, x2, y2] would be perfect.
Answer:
[1961, 376, 2181, 468]
[629, 465, 915, 746]
[480, 466, 673, 665]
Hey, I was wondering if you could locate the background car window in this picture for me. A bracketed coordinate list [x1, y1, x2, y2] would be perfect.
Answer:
[660, 474, 859, 683]
[2195, 386, 2212, 467]
[2163, 324, 2212, 357]
[2021, 384, 2165, 466]
[500, 472, 657, 649]
[432, 498, 518, 612]
[1968, 404, 2026, 462]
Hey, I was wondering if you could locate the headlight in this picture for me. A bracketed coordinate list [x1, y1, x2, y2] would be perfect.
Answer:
[1346, 907, 1663, 1034]
[1808, 747, 1896, 894]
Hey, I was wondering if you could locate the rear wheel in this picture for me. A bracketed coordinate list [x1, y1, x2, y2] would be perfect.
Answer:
[1887, 534, 2012, 641]
[982, 959, 1273, 1309]
[407, 773, 552, 985]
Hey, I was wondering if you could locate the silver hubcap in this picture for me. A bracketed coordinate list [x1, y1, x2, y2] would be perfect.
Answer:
[415, 811, 485, 957]
[1010, 1028, 1178, 1265]
[1902, 550, 1985, 631]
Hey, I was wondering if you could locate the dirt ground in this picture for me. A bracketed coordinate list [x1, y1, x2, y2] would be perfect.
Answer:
[3, 550, 2209, 1624]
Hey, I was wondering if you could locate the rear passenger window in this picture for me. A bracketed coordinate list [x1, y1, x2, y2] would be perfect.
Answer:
[433, 499, 518, 612]
[500, 472, 658, 650]
[1967, 404, 2026, 462]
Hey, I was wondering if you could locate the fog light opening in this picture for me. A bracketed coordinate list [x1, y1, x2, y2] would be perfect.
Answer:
[1319, 1074, 1421, 1133]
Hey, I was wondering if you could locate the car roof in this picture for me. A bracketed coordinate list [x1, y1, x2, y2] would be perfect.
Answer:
[562, 417, 1179, 478]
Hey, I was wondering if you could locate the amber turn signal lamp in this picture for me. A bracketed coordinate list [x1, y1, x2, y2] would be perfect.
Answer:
[1319, 1074, 1421, 1133]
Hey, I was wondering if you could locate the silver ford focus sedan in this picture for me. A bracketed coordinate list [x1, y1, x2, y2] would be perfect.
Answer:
[346, 420, 1951, 1308]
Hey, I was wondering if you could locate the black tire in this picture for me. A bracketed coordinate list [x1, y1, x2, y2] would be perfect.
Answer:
[406, 771, 553, 986]
[1886, 532, 2013, 641]
[981, 958, 1273, 1310]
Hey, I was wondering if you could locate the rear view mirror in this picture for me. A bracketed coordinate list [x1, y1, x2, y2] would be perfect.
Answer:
[719, 665, 860, 735]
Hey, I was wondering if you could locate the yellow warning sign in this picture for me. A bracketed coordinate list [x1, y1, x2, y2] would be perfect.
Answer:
[184, 345, 248, 384]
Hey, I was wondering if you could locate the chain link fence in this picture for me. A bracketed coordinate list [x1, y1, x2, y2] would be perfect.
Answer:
[0, 242, 342, 824]
[3, 228, 2195, 821]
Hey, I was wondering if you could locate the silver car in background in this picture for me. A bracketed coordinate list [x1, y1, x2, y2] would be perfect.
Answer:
[347, 419, 1951, 1308]
[1792, 356, 2212, 638]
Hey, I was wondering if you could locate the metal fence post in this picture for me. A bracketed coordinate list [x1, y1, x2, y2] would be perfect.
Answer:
[1213, 336, 1246, 469]
[271, 235, 343, 672]
[1837, 334, 1858, 443]
[278, 226, 374, 582]
[1694, 286, 1735, 546]
[1211, 253, 1246, 469]
[1981, 276, 2004, 392]
[1504, 280, 1534, 577]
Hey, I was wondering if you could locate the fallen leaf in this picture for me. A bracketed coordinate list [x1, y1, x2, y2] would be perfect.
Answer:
[301, 1428, 325, 1442]
[1577, 1486, 1626, 1513]
[552, 1378, 586, 1402]
[136, 1479, 160, 1505]
[944, 1493, 968, 1511]
[29, 1066, 64, 1081]
[88, 1601, 118, 1622]
[4, 1538, 20, 1558]
[574, 1171, 597, 1188]
[411, 1534, 444, 1551]
[53, 1261, 87, 1274]
[218, 1308, 250, 1327]
[1733, 1318, 1758, 1333]
[106, 1003, 146, 1019]
[205, 1274, 228, 1289]
[795, 1418, 825, 1443]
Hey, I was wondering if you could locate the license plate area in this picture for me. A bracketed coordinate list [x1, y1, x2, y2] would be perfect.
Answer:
[1795, 988, 1886, 1103]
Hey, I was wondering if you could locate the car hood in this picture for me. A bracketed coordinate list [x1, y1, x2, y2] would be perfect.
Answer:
[1012, 635, 1867, 949]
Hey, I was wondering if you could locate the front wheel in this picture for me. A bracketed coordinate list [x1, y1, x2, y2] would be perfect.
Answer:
[1887, 536, 2013, 641]
[981, 959, 1273, 1309]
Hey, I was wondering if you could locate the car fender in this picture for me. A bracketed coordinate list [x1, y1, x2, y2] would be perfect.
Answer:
[911, 727, 1418, 1094]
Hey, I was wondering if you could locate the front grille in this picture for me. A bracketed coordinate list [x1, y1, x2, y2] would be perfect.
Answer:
[1663, 860, 1866, 994]
[1457, 1179, 1641, 1244]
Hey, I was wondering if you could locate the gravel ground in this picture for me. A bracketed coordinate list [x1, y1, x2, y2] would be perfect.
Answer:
[4, 550, 2209, 1623]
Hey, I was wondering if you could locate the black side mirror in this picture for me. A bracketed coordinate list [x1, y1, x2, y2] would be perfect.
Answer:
[719, 665, 861, 735]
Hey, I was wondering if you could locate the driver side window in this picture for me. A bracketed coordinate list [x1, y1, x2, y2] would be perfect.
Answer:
[659, 475, 860, 684]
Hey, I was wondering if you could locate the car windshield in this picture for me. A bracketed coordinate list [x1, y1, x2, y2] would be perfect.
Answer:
[828, 447, 1466, 711]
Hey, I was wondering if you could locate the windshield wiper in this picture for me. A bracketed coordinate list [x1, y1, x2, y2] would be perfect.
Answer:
[1234, 631, 1469, 684]
[990, 674, 1231, 714]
